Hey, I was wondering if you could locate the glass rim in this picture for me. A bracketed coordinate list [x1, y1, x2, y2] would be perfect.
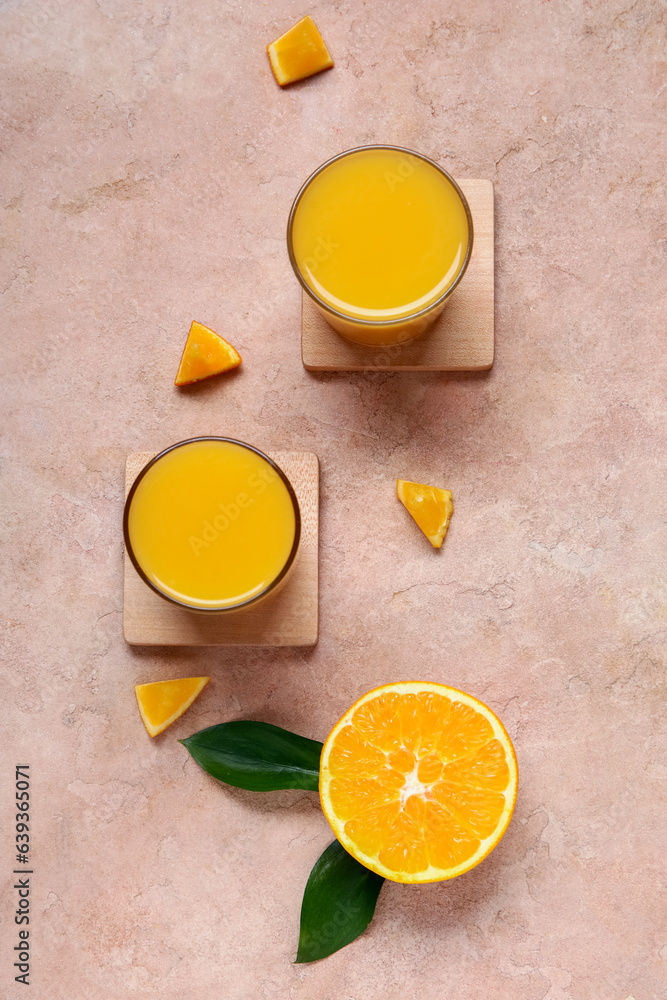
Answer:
[286, 143, 474, 328]
[123, 436, 302, 614]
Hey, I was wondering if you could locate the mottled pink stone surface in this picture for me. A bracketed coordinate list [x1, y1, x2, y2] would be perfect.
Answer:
[1, 1, 666, 997]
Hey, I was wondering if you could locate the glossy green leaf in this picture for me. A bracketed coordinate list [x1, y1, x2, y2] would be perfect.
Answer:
[180, 721, 322, 791]
[295, 840, 385, 963]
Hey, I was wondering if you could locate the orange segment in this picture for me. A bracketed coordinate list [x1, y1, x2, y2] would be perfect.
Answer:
[388, 748, 416, 774]
[378, 808, 428, 875]
[432, 782, 506, 839]
[174, 321, 242, 386]
[327, 725, 386, 776]
[423, 801, 480, 870]
[352, 691, 402, 752]
[397, 479, 453, 548]
[441, 738, 511, 791]
[417, 754, 443, 784]
[435, 700, 494, 762]
[267, 16, 334, 87]
[134, 676, 210, 737]
[412, 691, 452, 756]
[344, 802, 400, 857]
[319, 682, 518, 883]
[329, 775, 401, 822]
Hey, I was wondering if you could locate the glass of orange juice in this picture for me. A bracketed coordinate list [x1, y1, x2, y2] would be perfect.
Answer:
[123, 438, 301, 613]
[287, 145, 473, 347]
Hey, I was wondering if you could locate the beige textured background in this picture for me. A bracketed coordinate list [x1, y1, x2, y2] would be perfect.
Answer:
[1, 1, 666, 997]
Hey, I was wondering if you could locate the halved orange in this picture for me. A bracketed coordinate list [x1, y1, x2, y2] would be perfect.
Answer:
[319, 682, 518, 883]
[175, 321, 241, 386]
[397, 479, 453, 548]
[135, 677, 210, 737]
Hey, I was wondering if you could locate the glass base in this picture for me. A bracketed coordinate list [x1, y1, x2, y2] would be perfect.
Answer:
[312, 298, 448, 347]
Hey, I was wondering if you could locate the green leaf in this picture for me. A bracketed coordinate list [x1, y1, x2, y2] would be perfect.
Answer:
[295, 840, 385, 963]
[180, 721, 322, 791]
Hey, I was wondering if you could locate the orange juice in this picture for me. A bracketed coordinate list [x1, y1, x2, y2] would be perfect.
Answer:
[288, 146, 472, 346]
[124, 439, 299, 611]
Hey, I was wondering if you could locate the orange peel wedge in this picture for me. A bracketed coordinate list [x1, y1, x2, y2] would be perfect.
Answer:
[175, 321, 242, 386]
[135, 677, 210, 737]
[397, 478, 453, 548]
[267, 16, 334, 87]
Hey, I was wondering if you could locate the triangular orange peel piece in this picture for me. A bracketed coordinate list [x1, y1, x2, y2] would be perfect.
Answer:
[267, 16, 334, 87]
[397, 479, 453, 549]
[174, 321, 242, 386]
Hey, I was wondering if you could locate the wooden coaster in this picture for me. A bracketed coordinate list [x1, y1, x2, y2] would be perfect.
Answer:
[301, 179, 494, 372]
[123, 451, 319, 646]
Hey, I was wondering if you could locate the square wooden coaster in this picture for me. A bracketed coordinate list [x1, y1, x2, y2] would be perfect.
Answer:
[123, 451, 319, 646]
[301, 179, 494, 372]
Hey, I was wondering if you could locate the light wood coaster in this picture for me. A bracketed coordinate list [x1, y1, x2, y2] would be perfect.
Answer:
[301, 178, 494, 372]
[123, 451, 319, 646]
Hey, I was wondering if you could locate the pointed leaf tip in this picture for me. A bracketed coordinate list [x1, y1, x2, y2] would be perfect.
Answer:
[295, 840, 385, 963]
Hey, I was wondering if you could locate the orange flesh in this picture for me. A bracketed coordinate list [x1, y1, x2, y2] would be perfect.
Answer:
[267, 16, 333, 87]
[175, 321, 241, 386]
[134, 677, 210, 737]
[397, 479, 453, 548]
[320, 683, 517, 882]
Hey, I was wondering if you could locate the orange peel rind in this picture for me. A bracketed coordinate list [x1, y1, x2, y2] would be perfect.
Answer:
[175, 321, 242, 386]
[397, 478, 453, 548]
[267, 16, 334, 87]
[135, 677, 210, 737]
